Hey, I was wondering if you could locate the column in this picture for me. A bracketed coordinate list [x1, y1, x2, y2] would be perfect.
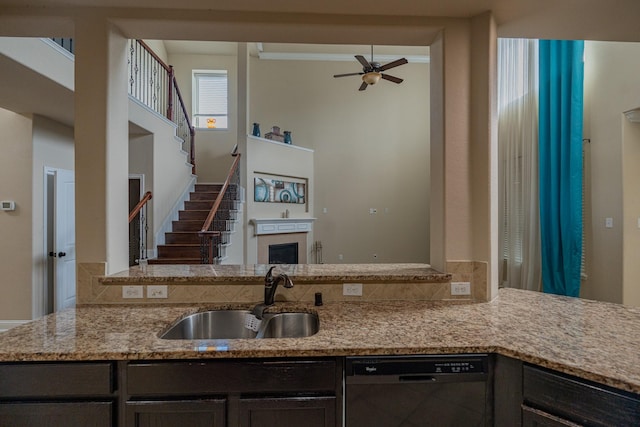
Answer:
[74, 17, 129, 277]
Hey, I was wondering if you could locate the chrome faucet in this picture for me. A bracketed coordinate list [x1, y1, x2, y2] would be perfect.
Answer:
[251, 266, 294, 319]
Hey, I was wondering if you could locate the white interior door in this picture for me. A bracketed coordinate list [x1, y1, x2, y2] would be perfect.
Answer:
[55, 169, 76, 310]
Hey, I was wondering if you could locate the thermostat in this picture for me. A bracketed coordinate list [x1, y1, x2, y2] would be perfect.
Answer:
[1, 201, 16, 211]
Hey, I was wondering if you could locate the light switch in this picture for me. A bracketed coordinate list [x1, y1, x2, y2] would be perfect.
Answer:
[605, 217, 613, 228]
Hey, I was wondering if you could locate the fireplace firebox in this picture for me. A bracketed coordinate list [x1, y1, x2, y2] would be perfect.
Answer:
[269, 242, 299, 264]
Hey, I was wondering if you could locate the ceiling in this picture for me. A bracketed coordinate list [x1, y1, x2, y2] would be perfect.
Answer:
[1, 0, 640, 42]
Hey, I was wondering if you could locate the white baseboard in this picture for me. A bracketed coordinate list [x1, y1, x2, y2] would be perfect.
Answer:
[0, 320, 29, 333]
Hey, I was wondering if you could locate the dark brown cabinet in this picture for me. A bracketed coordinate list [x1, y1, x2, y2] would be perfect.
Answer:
[126, 399, 226, 427]
[239, 396, 336, 427]
[0, 362, 116, 427]
[523, 364, 640, 426]
[124, 358, 341, 427]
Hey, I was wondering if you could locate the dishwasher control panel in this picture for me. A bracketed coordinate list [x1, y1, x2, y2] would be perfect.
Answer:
[346, 354, 488, 376]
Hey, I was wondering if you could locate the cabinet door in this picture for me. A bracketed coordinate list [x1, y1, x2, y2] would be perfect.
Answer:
[126, 399, 225, 427]
[0, 401, 113, 427]
[239, 396, 336, 427]
[522, 405, 582, 427]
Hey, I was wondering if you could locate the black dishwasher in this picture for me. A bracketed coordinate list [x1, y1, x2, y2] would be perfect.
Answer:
[345, 354, 491, 427]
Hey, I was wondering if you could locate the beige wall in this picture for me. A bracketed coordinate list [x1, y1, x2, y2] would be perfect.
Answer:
[169, 52, 239, 183]
[249, 56, 430, 264]
[0, 108, 33, 320]
[142, 39, 168, 65]
[582, 41, 640, 304]
[31, 115, 74, 317]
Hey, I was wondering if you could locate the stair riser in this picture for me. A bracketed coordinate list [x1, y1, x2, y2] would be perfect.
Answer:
[157, 245, 202, 258]
[179, 211, 209, 221]
[184, 200, 238, 210]
[148, 259, 202, 265]
[184, 201, 214, 210]
[195, 184, 223, 192]
[189, 192, 220, 201]
[172, 221, 204, 232]
[165, 233, 200, 244]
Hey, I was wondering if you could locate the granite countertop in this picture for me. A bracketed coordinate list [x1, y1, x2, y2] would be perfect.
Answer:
[1, 288, 640, 394]
[100, 263, 451, 284]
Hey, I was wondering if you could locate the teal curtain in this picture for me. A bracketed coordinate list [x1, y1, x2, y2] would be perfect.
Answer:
[538, 40, 584, 297]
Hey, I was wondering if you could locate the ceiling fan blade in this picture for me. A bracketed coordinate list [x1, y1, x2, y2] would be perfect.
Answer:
[381, 74, 404, 84]
[359, 81, 368, 91]
[333, 72, 364, 78]
[355, 55, 371, 69]
[378, 58, 408, 72]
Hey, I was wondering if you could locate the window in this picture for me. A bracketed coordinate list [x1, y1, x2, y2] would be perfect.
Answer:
[193, 71, 228, 130]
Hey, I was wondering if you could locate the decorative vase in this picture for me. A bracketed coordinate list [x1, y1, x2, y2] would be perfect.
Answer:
[284, 131, 292, 144]
[252, 123, 261, 137]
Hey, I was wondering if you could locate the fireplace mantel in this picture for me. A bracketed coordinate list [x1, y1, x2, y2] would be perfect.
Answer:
[250, 218, 316, 236]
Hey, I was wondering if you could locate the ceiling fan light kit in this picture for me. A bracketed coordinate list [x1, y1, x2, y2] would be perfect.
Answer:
[362, 72, 381, 85]
[333, 45, 408, 91]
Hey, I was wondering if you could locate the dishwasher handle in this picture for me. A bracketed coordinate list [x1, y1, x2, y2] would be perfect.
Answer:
[399, 374, 437, 382]
[346, 372, 488, 385]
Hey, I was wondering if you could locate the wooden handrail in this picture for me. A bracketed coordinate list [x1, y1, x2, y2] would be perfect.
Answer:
[136, 40, 171, 73]
[199, 154, 241, 235]
[129, 191, 153, 223]
[172, 75, 194, 131]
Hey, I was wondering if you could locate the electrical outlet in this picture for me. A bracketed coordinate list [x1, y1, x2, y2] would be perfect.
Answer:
[369, 208, 377, 214]
[451, 282, 471, 296]
[147, 285, 168, 299]
[122, 285, 143, 299]
[343, 283, 363, 296]
[338, 254, 344, 260]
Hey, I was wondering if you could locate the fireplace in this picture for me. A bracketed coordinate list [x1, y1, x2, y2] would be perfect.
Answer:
[269, 242, 299, 264]
[251, 218, 315, 264]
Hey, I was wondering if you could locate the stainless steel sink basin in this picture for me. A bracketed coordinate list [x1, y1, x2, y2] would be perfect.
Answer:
[160, 310, 258, 339]
[257, 312, 320, 339]
[160, 310, 319, 340]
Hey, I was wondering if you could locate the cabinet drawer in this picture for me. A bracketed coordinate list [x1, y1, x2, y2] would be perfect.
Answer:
[127, 359, 337, 397]
[523, 365, 640, 426]
[522, 405, 581, 426]
[0, 362, 114, 398]
[239, 396, 336, 427]
[126, 399, 226, 427]
[0, 401, 113, 427]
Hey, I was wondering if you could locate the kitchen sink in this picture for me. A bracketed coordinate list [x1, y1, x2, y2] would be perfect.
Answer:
[257, 312, 320, 339]
[160, 310, 319, 340]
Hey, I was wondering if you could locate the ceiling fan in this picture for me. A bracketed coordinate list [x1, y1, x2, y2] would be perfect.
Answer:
[333, 46, 408, 91]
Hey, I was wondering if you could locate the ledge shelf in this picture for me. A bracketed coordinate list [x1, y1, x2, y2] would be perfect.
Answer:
[250, 218, 316, 235]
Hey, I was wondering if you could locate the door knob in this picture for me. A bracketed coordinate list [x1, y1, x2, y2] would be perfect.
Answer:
[58, 252, 66, 257]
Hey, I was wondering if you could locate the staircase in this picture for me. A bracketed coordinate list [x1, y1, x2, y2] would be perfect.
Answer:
[149, 183, 242, 264]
